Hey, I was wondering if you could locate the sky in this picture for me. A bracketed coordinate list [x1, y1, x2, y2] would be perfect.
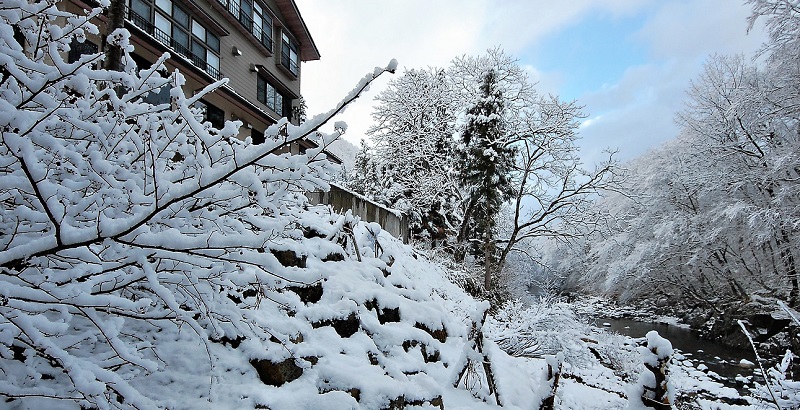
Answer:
[295, 0, 768, 167]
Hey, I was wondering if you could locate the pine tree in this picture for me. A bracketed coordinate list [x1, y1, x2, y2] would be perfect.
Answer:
[458, 70, 516, 290]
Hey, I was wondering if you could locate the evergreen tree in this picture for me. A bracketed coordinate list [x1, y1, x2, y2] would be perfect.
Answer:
[458, 70, 516, 290]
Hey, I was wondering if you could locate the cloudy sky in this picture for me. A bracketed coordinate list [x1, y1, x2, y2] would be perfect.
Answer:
[296, 0, 767, 166]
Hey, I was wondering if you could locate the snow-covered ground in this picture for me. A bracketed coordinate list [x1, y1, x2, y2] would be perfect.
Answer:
[6, 203, 769, 409]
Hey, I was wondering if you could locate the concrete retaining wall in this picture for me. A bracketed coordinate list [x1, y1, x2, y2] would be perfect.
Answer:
[308, 184, 409, 243]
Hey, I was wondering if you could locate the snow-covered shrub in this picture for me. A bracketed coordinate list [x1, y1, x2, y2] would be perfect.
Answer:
[745, 302, 800, 408]
[485, 299, 593, 366]
[0, 2, 396, 407]
[750, 350, 800, 408]
[630, 331, 674, 409]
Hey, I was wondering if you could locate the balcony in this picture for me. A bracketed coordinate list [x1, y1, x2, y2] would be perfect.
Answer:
[125, 7, 222, 80]
[214, 0, 273, 51]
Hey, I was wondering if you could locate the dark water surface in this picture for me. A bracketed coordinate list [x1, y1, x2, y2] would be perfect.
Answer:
[594, 317, 756, 383]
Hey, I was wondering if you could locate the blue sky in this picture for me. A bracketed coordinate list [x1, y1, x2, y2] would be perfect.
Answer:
[297, 0, 767, 167]
[531, 11, 649, 102]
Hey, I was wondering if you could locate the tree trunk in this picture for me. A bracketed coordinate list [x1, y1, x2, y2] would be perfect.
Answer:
[484, 226, 492, 291]
[454, 195, 477, 263]
[103, 0, 125, 72]
[779, 228, 799, 307]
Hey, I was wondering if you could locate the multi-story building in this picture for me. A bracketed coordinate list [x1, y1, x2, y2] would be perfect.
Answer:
[65, 0, 323, 153]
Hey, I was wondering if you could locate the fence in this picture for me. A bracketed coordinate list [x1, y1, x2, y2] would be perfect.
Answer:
[308, 183, 410, 243]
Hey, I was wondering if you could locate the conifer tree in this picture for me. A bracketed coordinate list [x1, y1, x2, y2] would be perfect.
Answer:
[345, 139, 379, 197]
[458, 70, 516, 290]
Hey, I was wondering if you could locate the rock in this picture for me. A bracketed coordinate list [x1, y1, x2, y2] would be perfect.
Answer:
[270, 249, 307, 268]
[286, 281, 324, 304]
[250, 358, 303, 387]
[738, 359, 755, 368]
[415, 322, 447, 343]
[210, 335, 245, 349]
[377, 306, 400, 324]
[312, 313, 360, 338]
[322, 252, 345, 262]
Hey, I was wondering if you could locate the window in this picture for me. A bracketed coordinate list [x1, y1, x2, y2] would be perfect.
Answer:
[191, 18, 205, 39]
[240, 0, 253, 29]
[193, 100, 225, 129]
[253, 2, 272, 50]
[224, 0, 272, 49]
[67, 38, 98, 64]
[172, 25, 189, 49]
[173, 5, 189, 27]
[280, 32, 299, 76]
[155, 0, 170, 12]
[257, 75, 287, 117]
[127, 0, 220, 79]
[251, 129, 265, 145]
[131, 0, 151, 20]
[154, 13, 171, 43]
[205, 101, 225, 129]
[132, 53, 171, 105]
[144, 83, 171, 105]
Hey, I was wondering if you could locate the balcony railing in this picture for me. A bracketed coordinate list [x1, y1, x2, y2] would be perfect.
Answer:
[281, 50, 298, 77]
[125, 7, 222, 80]
[215, 0, 273, 51]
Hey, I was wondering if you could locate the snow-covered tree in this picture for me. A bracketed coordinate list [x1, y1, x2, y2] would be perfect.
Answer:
[0, 1, 395, 407]
[358, 48, 617, 293]
[548, 0, 800, 309]
[457, 70, 515, 290]
[342, 138, 379, 197]
[450, 51, 618, 291]
[364, 68, 461, 243]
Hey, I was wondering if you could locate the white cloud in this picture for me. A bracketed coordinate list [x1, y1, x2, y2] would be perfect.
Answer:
[296, 0, 653, 144]
[572, 0, 768, 167]
[295, 0, 769, 167]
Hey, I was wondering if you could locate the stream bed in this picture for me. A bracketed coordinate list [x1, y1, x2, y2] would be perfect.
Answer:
[594, 317, 757, 388]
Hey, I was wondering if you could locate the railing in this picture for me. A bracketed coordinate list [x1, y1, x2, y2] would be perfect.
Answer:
[281, 50, 298, 76]
[215, 0, 273, 51]
[125, 7, 222, 80]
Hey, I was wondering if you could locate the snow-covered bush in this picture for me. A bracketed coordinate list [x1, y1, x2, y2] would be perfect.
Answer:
[485, 299, 594, 366]
[630, 331, 674, 409]
[0, 1, 396, 407]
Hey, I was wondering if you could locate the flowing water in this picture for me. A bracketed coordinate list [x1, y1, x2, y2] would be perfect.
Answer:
[594, 317, 756, 386]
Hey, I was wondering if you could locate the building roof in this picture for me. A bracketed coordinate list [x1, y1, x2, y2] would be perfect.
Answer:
[274, 0, 320, 61]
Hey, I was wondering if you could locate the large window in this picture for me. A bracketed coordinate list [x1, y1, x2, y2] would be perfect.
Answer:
[257, 76, 289, 117]
[280, 32, 299, 76]
[127, 0, 221, 79]
[217, 0, 273, 50]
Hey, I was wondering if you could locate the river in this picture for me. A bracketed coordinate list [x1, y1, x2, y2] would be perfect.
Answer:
[594, 317, 756, 386]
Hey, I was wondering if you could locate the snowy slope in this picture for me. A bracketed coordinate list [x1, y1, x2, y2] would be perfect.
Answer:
[116, 207, 551, 410]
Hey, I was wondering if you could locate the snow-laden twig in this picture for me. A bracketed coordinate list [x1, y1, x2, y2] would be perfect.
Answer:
[738, 319, 781, 409]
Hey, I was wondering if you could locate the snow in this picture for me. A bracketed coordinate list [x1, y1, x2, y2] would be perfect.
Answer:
[3, 2, 792, 409]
